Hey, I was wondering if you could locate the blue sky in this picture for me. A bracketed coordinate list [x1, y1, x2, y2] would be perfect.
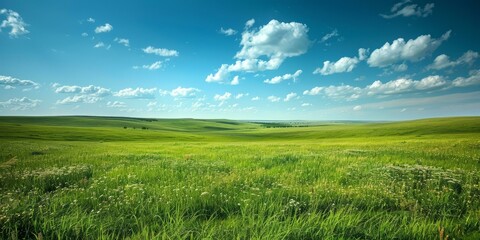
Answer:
[1, 0, 479, 120]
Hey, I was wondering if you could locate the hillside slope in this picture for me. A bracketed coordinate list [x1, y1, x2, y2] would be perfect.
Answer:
[0, 116, 479, 141]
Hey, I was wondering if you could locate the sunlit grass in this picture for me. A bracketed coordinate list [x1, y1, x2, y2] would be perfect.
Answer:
[0, 116, 479, 239]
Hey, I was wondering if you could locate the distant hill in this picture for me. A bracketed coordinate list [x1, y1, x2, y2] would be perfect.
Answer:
[0, 116, 479, 142]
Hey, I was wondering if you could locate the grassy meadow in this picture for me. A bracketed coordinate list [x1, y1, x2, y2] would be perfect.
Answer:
[0, 116, 479, 239]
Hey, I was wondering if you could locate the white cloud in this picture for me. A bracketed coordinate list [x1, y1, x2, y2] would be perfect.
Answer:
[142, 61, 162, 70]
[114, 87, 157, 99]
[94, 23, 113, 33]
[56, 95, 100, 104]
[267, 96, 281, 102]
[368, 31, 450, 67]
[86, 18, 95, 23]
[235, 93, 248, 99]
[321, 29, 339, 43]
[220, 27, 237, 36]
[301, 103, 312, 107]
[168, 86, 200, 97]
[428, 50, 479, 70]
[304, 75, 447, 100]
[381, 1, 434, 19]
[251, 96, 260, 101]
[314, 48, 368, 75]
[0, 75, 39, 89]
[353, 105, 362, 111]
[264, 70, 302, 84]
[303, 87, 323, 96]
[227, 58, 283, 72]
[206, 64, 229, 83]
[206, 19, 310, 83]
[147, 101, 157, 107]
[214, 92, 232, 101]
[284, 92, 297, 102]
[303, 85, 362, 101]
[114, 38, 129, 47]
[107, 101, 126, 108]
[344, 91, 480, 113]
[53, 84, 111, 96]
[314, 57, 359, 75]
[231, 76, 240, 85]
[245, 18, 255, 28]
[393, 63, 408, 72]
[0, 97, 40, 110]
[143, 46, 179, 57]
[0, 9, 29, 37]
[366, 75, 446, 95]
[53, 83, 110, 105]
[81, 32, 88, 37]
[235, 19, 310, 63]
[94, 42, 111, 49]
[358, 48, 369, 61]
[452, 69, 480, 87]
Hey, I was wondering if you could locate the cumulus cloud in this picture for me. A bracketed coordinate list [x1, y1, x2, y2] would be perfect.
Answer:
[214, 92, 232, 101]
[251, 96, 260, 101]
[0, 75, 39, 90]
[264, 70, 302, 84]
[314, 57, 359, 75]
[427, 50, 479, 70]
[143, 46, 179, 57]
[230, 76, 240, 85]
[206, 64, 229, 83]
[53, 84, 111, 96]
[220, 27, 237, 36]
[167, 86, 200, 97]
[0, 97, 40, 110]
[53, 83, 110, 105]
[368, 31, 450, 68]
[366, 75, 446, 95]
[107, 101, 126, 108]
[353, 105, 362, 111]
[303, 75, 448, 100]
[114, 87, 157, 99]
[57, 95, 101, 104]
[81, 32, 88, 37]
[267, 96, 281, 102]
[381, 0, 434, 19]
[114, 38, 129, 47]
[303, 85, 362, 101]
[235, 19, 310, 63]
[0, 9, 29, 37]
[452, 69, 480, 87]
[206, 19, 310, 83]
[314, 48, 368, 75]
[94, 23, 113, 33]
[86, 17, 95, 23]
[284, 92, 297, 102]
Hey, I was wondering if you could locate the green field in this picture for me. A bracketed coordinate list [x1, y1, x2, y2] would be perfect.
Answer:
[0, 116, 479, 239]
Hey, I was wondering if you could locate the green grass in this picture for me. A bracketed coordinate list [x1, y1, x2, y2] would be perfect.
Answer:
[0, 116, 479, 239]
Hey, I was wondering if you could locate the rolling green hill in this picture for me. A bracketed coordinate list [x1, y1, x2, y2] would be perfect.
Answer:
[1, 116, 479, 239]
[0, 116, 478, 142]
